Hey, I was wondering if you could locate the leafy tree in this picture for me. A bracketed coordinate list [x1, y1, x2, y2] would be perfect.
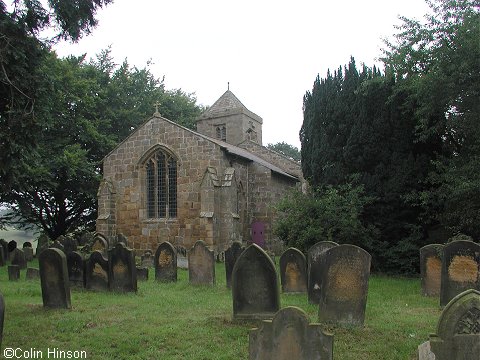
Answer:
[266, 142, 301, 162]
[0, 50, 203, 239]
[383, 0, 480, 239]
[0, 0, 112, 192]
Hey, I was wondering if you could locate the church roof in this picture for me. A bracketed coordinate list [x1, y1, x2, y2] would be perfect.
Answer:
[196, 90, 263, 124]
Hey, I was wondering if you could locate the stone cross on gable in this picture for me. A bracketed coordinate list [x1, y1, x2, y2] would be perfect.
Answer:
[153, 102, 161, 116]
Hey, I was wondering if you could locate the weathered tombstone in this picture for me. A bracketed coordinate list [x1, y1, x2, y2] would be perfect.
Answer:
[249, 306, 333, 360]
[36, 234, 49, 256]
[225, 241, 244, 288]
[22, 241, 32, 248]
[417, 341, 436, 360]
[108, 242, 137, 292]
[318, 244, 371, 327]
[141, 250, 154, 268]
[8, 265, 20, 281]
[26, 267, 40, 280]
[0, 247, 5, 267]
[0, 239, 8, 263]
[155, 241, 177, 282]
[232, 244, 280, 321]
[85, 251, 109, 291]
[279, 247, 308, 293]
[440, 240, 480, 306]
[307, 241, 338, 304]
[39, 248, 71, 309]
[188, 240, 215, 286]
[430, 289, 480, 360]
[420, 244, 444, 297]
[11, 248, 27, 269]
[136, 267, 149, 281]
[0, 292, 4, 349]
[92, 236, 108, 255]
[62, 236, 78, 255]
[8, 240, 17, 260]
[23, 247, 34, 262]
[67, 251, 85, 287]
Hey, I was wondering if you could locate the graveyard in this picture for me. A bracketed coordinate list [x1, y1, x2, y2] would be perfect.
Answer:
[1, 255, 443, 359]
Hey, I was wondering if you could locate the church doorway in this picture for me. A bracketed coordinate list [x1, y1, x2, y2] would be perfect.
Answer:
[251, 221, 265, 248]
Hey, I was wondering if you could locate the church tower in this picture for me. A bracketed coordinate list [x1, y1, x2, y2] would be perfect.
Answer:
[196, 89, 263, 146]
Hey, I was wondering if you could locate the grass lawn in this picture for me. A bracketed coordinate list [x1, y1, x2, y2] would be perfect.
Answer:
[1, 260, 440, 360]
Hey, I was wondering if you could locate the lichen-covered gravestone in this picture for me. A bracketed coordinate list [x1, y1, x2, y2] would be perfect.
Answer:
[420, 244, 444, 297]
[8, 265, 20, 281]
[440, 240, 480, 306]
[155, 241, 177, 282]
[225, 241, 244, 288]
[318, 244, 371, 327]
[232, 244, 280, 321]
[188, 240, 215, 286]
[430, 289, 480, 360]
[249, 306, 333, 360]
[39, 248, 71, 309]
[280, 248, 307, 293]
[307, 241, 338, 304]
[85, 250, 109, 291]
[11, 248, 27, 269]
[108, 243, 137, 292]
[67, 251, 85, 287]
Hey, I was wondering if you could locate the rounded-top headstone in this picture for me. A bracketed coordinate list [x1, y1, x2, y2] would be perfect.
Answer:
[279, 247, 307, 293]
[38, 248, 71, 309]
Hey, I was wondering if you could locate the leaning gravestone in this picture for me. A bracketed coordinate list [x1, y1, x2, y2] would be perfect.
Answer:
[188, 240, 215, 286]
[67, 251, 85, 287]
[440, 240, 480, 306]
[318, 244, 371, 327]
[11, 248, 27, 269]
[307, 241, 338, 304]
[108, 242, 137, 292]
[39, 248, 71, 309]
[279, 247, 307, 293]
[155, 241, 177, 282]
[26, 267, 40, 280]
[420, 244, 444, 297]
[249, 306, 333, 360]
[0, 292, 4, 349]
[85, 251, 109, 291]
[225, 241, 244, 288]
[430, 289, 480, 360]
[8, 265, 20, 281]
[232, 244, 280, 321]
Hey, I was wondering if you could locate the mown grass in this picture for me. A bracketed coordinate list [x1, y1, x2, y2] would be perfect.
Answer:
[1, 260, 440, 359]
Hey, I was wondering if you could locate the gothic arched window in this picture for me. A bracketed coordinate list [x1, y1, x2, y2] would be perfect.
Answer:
[145, 150, 177, 219]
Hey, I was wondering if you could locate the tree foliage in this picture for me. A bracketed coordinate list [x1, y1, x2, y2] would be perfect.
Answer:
[0, 50, 203, 239]
[266, 142, 301, 162]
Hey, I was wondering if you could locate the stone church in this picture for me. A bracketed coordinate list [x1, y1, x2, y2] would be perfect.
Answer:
[96, 89, 302, 254]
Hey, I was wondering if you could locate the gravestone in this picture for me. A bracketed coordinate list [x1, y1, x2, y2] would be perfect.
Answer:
[417, 341, 436, 360]
[78, 231, 94, 246]
[8, 265, 20, 281]
[36, 234, 49, 255]
[249, 306, 333, 360]
[0, 292, 4, 349]
[420, 244, 444, 297]
[232, 244, 280, 321]
[279, 248, 307, 293]
[440, 240, 480, 306]
[318, 244, 371, 327]
[50, 238, 65, 252]
[67, 251, 85, 287]
[307, 241, 338, 304]
[85, 251, 109, 291]
[8, 240, 17, 260]
[0, 239, 8, 263]
[108, 242, 137, 292]
[116, 233, 129, 247]
[39, 248, 71, 309]
[26, 267, 40, 280]
[155, 241, 177, 282]
[430, 289, 480, 360]
[0, 247, 5, 266]
[23, 247, 34, 262]
[136, 267, 149, 281]
[22, 241, 32, 248]
[188, 240, 215, 286]
[225, 241, 244, 288]
[11, 248, 27, 269]
[141, 250, 154, 268]
[92, 236, 108, 255]
[62, 236, 78, 255]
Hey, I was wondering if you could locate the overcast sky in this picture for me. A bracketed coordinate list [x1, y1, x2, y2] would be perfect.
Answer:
[54, 0, 430, 148]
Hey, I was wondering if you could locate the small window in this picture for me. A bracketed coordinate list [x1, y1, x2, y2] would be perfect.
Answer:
[216, 124, 226, 141]
[145, 150, 177, 218]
